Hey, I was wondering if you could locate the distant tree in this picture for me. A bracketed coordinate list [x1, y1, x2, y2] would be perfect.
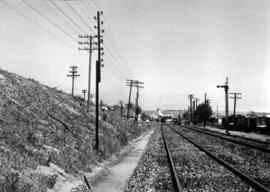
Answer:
[141, 113, 149, 121]
[182, 111, 189, 120]
[126, 102, 134, 109]
[135, 106, 142, 115]
[196, 103, 213, 128]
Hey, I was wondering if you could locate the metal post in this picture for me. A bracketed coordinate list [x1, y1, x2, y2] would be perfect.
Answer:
[217, 77, 229, 134]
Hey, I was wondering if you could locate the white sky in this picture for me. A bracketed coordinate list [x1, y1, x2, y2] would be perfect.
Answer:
[0, 0, 270, 112]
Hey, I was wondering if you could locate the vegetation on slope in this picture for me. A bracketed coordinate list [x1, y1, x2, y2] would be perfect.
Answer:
[0, 68, 147, 192]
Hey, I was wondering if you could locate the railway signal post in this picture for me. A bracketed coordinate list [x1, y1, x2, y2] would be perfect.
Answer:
[217, 77, 229, 134]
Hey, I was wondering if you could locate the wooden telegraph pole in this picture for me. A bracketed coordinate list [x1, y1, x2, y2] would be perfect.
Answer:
[119, 101, 124, 117]
[94, 11, 104, 151]
[78, 35, 97, 112]
[66, 66, 80, 96]
[126, 80, 144, 122]
[230, 92, 242, 127]
[126, 79, 133, 119]
[134, 81, 144, 122]
[82, 89, 87, 100]
[195, 98, 199, 111]
[188, 94, 194, 124]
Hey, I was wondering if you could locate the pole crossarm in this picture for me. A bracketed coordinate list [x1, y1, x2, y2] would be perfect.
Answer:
[126, 79, 144, 122]
[66, 66, 80, 96]
[229, 92, 242, 126]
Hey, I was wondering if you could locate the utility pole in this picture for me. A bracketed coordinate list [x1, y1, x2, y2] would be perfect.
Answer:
[94, 11, 104, 151]
[193, 100, 195, 112]
[217, 77, 229, 133]
[204, 93, 207, 104]
[126, 80, 144, 122]
[216, 106, 219, 120]
[188, 94, 194, 125]
[195, 98, 199, 110]
[206, 99, 211, 106]
[79, 35, 97, 112]
[134, 81, 144, 123]
[66, 66, 80, 96]
[230, 92, 242, 126]
[82, 89, 86, 100]
[119, 101, 123, 117]
[100, 100, 103, 110]
[192, 99, 195, 116]
[126, 79, 133, 119]
[90, 94, 93, 103]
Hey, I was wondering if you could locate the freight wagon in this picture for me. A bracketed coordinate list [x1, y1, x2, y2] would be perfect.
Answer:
[221, 115, 270, 135]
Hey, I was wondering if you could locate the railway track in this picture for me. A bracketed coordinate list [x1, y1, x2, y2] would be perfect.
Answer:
[161, 124, 183, 192]
[162, 123, 270, 192]
[190, 125, 270, 145]
[178, 125, 270, 153]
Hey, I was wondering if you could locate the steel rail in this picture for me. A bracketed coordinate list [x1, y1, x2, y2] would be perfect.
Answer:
[179, 125, 270, 153]
[161, 123, 183, 192]
[189, 125, 270, 145]
[167, 124, 270, 192]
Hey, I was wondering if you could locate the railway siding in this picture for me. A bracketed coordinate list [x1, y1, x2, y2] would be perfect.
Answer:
[176, 125, 270, 189]
[187, 126, 270, 152]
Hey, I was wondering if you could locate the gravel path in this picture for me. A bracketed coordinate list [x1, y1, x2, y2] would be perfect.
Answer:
[92, 129, 154, 192]
[125, 125, 174, 192]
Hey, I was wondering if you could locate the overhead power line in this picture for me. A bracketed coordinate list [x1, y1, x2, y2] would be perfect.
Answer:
[47, 0, 88, 34]
[1, 1, 75, 50]
[65, 1, 93, 32]
[21, 0, 77, 42]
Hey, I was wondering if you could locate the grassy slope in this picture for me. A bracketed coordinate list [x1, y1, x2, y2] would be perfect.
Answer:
[0, 68, 146, 192]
